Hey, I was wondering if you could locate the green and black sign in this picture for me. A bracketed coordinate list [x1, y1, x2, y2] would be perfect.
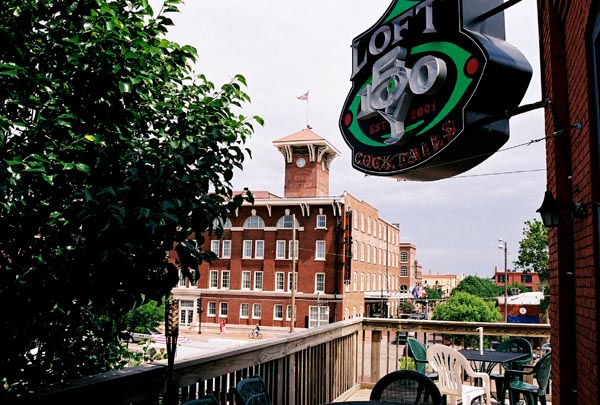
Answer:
[340, 0, 532, 181]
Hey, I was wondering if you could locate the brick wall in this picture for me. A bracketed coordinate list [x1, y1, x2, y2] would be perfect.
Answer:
[538, 1, 600, 403]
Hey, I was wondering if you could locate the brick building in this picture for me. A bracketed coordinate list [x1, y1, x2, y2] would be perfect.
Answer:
[538, 2, 600, 403]
[172, 129, 418, 329]
[492, 267, 541, 293]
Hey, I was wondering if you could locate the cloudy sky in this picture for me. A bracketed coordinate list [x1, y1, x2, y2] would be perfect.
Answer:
[154, 0, 546, 277]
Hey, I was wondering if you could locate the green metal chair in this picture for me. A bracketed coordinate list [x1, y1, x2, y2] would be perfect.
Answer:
[489, 337, 533, 405]
[370, 369, 443, 404]
[229, 375, 272, 405]
[182, 393, 219, 405]
[407, 337, 439, 381]
[507, 352, 551, 405]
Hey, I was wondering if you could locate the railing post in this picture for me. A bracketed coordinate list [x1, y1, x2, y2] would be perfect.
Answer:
[371, 330, 382, 382]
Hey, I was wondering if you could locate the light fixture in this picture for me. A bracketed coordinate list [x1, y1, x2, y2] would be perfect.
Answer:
[536, 189, 561, 228]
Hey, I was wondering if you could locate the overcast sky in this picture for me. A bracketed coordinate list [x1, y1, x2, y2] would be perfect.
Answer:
[154, 0, 546, 277]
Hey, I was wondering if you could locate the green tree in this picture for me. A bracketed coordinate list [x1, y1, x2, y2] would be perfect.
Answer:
[514, 219, 549, 281]
[452, 275, 503, 299]
[432, 291, 501, 346]
[123, 297, 165, 333]
[424, 286, 443, 301]
[0, 0, 261, 393]
[514, 219, 550, 314]
[398, 301, 416, 316]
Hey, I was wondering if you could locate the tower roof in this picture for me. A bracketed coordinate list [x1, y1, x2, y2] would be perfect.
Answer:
[272, 128, 341, 163]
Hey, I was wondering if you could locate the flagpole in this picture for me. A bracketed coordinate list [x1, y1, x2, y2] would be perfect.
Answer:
[306, 97, 309, 128]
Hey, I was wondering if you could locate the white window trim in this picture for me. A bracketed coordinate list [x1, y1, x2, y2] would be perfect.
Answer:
[240, 303, 250, 319]
[273, 304, 284, 320]
[254, 271, 264, 291]
[315, 240, 326, 261]
[209, 270, 219, 289]
[255, 240, 264, 259]
[221, 270, 230, 290]
[275, 272, 285, 292]
[222, 240, 232, 259]
[315, 273, 325, 293]
[207, 301, 217, 317]
[242, 240, 252, 259]
[242, 271, 251, 290]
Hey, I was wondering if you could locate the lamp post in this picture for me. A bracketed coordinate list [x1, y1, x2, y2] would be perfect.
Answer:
[498, 239, 508, 322]
[196, 296, 203, 334]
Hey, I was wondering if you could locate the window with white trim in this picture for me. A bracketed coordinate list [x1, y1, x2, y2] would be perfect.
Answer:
[275, 272, 285, 291]
[366, 274, 371, 291]
[255, 240, 264, 259]
[360, 273, 364, 292]
[316, 214, 326, 229]
[367, 217, 371, 234]
[286, 305, 294, 321]
[315, 240, 326, 260]
[254, 271, 263, 290]
[276, 215, 299, 229]
[288, 240, 299, 260]
[353, 240, 357, 260]
[209, 270, 218, 289]
[243, 215, 265, 229]
[252, 303, 262, 319]
[221, 270, 230, 289]
[242, 271, 251, 290]
[222, 240, 231, 259]
[400, 251, 408, 262]
[274, 304, 284, 320]
[240, 303, 249, 318]
[276, 240, 286, 259]
[315, 273, 325, 293]
[288, 272, 298, 292]
[360, 243, 365, 262]
[353, 209, 358, 229]
[207, 301, 216, 317]
[219, 302, 228, 317]
[210, 240, 220, 257]
[360, 213, 365, 232]
[367, 244, 371, 263]
[242, 240, 252, 258]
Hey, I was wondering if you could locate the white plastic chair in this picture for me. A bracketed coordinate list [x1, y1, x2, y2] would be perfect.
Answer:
[426, 344, 491, 405]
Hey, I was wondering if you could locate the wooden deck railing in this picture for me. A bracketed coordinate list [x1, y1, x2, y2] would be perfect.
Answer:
[7, 319, 550, 405]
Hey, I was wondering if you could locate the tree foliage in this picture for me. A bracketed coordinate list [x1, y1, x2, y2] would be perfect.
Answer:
[0, 0, 261, 393]
[452, 275, 502, 299]
[514, 219, 549, 282]
[432, 291, 500, 323]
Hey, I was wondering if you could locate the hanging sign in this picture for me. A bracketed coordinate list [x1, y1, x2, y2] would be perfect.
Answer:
[339, 0, 532, 181]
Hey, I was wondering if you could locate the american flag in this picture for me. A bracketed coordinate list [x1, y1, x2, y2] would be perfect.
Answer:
[297, 91, 309, 101]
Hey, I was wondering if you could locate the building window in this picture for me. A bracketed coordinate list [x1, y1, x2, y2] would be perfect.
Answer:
[209, 270, 218, 289]
[521, 274, 533, 283]
[360, 243, 365, 262]
[498, 275, 506, 283]
[242, 240, 252, 258]
[316, 214, 326, 229]
[222, 240, 231, 259]
[360, 213, 365, 232]
[288, 272, 298, 291]
[221, 270, 230, 289]
[400, 266, 408, 277]
[286, 305, 294, 321]
[400, 285, 408, 293]
[254, 271, 263, 290]
[220, 302, 228, 317]
[243, 215, 265, 229]
[276, 240, 286, 259]
[275, 272, 285, 291]
[241, 271, 251, 290]
[274, 304, 284, 320]
[353, 209, 358, 229]
[315, 273, 325, 293]
[210, 240, 220, 257]
[353, 241, 357, 261]
[255, 240, 264, 259]
[400, 251, 408, 262]
[207, 301, 217, 317]
[276, 215, 299, 229]
[315, 240, 326, 260]
[366, 274, 371, 291]
[353, 273, 357, 292]
[360, 273, 364, 292]
[240, 303, 249, 318]
[367, 244, 371, 263]
[252, 304, 262, 319]
[367, 217, 371, 234]
[288, 240, 299, 260]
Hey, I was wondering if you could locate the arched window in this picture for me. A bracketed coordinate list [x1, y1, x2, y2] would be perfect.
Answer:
[400, 285, 408, 293]
[212, 218, 232, 229]
[243, 215, 265, 229]
[276, 215, 300, 229]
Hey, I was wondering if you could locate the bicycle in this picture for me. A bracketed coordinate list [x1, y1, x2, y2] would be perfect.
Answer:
[248, 330, 263, 339]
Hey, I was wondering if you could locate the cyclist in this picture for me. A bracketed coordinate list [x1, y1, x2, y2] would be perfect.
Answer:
[253, 323, 261, 337]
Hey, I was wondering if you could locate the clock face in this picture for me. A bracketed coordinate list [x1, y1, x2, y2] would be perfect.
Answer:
[296, 157, 306, 168]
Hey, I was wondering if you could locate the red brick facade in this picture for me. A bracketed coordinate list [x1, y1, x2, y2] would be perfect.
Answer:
[538, 1, 600, 403]
[172, 129, 414, 330]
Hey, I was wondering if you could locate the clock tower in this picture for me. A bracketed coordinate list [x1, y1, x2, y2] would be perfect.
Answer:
[273, 128, 340, 198]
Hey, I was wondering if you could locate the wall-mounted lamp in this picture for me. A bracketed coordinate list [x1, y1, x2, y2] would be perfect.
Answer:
[536, 188, 588, 228]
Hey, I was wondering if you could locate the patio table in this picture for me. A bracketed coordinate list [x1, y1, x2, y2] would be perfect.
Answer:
[459, 349, 528, 374]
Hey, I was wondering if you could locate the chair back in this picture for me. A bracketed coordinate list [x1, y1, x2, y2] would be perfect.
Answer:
[426, 344, 466, 398]
[230, 375, 272, 405]
[497, 337, 533, 369]
[533, 352, 552, 396]
[407, 337, 428, 374]
[182, 393, 219, 405]
[370, 369, 443, 404]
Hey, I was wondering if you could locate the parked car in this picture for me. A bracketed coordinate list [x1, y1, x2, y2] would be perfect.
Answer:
[391, 331, 415, 345]
[409, 312, 426, 320]
[120, 328, 162, 343]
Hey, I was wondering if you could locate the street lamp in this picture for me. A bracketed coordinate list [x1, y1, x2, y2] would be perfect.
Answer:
[498, 239, 508, 322]
[196, 296, 203, 334]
